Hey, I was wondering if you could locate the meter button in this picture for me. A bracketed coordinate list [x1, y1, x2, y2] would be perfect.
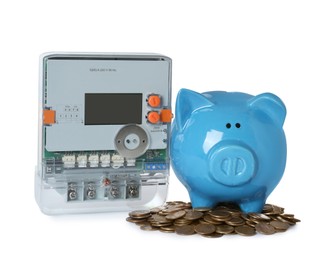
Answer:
[147, 111, 160, 124]
[147, 95, 161, 108]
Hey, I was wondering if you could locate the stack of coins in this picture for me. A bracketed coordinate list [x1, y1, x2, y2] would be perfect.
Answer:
[126, 201, 300, 237]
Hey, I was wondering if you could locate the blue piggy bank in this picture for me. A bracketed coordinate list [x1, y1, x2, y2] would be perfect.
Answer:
[170, 89, 287, 213]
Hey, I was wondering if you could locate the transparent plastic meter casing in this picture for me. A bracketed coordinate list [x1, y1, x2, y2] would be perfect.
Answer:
[35, 53, 172, 214]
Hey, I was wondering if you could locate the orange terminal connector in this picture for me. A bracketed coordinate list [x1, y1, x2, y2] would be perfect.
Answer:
[43, 110, 56, 125]
[160, 109, 173, 123]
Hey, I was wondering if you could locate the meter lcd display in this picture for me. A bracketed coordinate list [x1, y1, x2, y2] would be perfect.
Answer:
[85, 93, 142, 125]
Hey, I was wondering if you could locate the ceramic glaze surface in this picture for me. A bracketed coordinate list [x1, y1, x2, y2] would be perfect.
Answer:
[171, 89, 287, 213]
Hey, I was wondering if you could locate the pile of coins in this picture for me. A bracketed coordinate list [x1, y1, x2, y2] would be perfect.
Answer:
[126, 201, 300, 237]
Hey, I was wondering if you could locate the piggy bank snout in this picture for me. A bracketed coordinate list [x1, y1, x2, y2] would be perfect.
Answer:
[208, 143, 256, 187]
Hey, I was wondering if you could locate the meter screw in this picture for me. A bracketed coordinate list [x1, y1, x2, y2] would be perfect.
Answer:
[86, 184, 96, 200]
[110, 184, 120, 198]
[127, 181, 139, 198]
[68, 183, 77, 201]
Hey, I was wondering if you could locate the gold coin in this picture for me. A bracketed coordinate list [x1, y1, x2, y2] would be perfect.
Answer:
[241, 214, 250, 221]
[235, 225, 256, 236]
[262, 204, 273, 213]
[174, 218, 193, 226]
[129, 210, 151, 219]
[248, 213, 271, 221]
[265, 204, 284, 215]
[176, 203, 192, 210]
[166, 210, 186, 220]
[126, 217, 148, 223]
[167, 201, 186, 206]
[159, 229, 175, 233]
[223, 208, 242, 217]
[175, 225, 195, 235]
[203, 214, 223, 224]
[151, 221, 173, 227]
[174, 222, 193, 226]
[160, 225, 176, 232]
[135, 221, 151, 226]
[281, 214, 301, 223]
[270, 220, 290, 231]
[209, 210, 232, 221]
[255, 222, 276, 235]
[193, 207, 211, 212]
[272, 215, 295, 225]
[282, 213, 294, 218]
[150, 214, 170, 223]
[225, 217, 245, 226]
[140, 225, 158, 231]
[184, 210, 204, 220]
[201, 232, 224, 238]
[216, 224, 234, 234]
[194, 223, 216, 235]
[161, 206, 183, 214]
[245, 220, 257, 227]
[150, 207, 164, 213]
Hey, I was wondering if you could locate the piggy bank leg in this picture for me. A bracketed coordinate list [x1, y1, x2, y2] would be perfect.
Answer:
[189, 192, 216, 209]
[239, 198, 265, 213]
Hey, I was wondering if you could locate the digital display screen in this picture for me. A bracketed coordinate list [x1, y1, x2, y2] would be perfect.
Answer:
[85, 93, 142, 125]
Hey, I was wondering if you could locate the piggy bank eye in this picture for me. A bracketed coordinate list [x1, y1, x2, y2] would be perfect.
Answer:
[226, 123, 231, 129]
[235, 123, 241, 128]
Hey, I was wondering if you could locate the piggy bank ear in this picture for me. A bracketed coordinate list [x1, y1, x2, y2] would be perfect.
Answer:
[175, 88, 214, 130]
[248, 93, 286, 126]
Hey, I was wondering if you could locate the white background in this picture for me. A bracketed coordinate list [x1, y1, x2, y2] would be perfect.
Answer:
[1, 0, 334, 259]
